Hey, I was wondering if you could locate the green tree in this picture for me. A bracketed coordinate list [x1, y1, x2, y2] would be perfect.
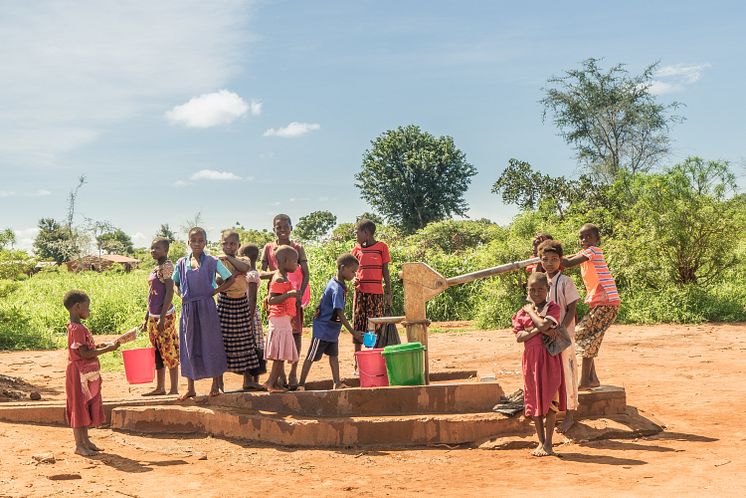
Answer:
[542, 58, 683, 182]
[357, 212, 383, 225]
[33, 218, 78, 263]
[155, 224, 177, 242]
[294, 210, 337, 242]
[97, 228, 134, 255]
[355, 125, 477, 234]
[0, 228, 15, 249]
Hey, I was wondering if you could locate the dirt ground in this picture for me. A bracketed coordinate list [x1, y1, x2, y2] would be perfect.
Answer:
[1, 322, 745, 497]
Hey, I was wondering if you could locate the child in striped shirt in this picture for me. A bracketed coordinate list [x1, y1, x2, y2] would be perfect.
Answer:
[561, 223, 620, 390]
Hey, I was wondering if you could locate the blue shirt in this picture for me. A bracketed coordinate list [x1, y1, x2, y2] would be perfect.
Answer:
[312, 278, 347, 342]
[171, 253, 232, 289]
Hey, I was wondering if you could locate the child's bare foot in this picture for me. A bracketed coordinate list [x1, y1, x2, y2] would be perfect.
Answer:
[142, 388, 166, 397]
[557, 413, 575, 434]
[86, 441, 102, 452]
[242, 382, 265, 391]
[531, 444, 555, 457]
[75, 445, 96, 457]
[333, 382, 349, 390]
[167, 389, 179, 395]
[295, 385, 306, 392]
[208, 388, 221, 397]
[578, 384, 595, 391]
[177, 391, 197, 402]
[262, 382, 287, 393]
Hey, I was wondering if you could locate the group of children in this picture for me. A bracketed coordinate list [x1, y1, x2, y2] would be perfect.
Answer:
[63, 216, 392, 454]
[63, 216, 618, 458]
[514, 223, 620, 456]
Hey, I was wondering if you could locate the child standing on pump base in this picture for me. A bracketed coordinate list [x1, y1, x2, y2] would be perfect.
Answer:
[261, 214, 310, 389]
[216, 230, 263, 391]
[64, 290, 120, 456]
[351, 219, 391, 367]
[239, 243, 267, 385]
[561, 223, 620, 390]
[538, 239, 581, 433]
[263, 245, 300, 393]
[141, 237, 179, 396]
[298, 254, 363, 390]
[512, 272, 566, 457]
[172, 227, 233, 400]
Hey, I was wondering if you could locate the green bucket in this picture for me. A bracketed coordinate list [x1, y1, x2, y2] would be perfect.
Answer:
[381, 342, 427, 386]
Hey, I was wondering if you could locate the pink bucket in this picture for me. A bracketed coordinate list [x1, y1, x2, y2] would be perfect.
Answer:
[355, 348, 389, 388]
[122, 347, 156, 384]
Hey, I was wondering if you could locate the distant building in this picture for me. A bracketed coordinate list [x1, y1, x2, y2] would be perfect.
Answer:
[66, 254, 141, 273]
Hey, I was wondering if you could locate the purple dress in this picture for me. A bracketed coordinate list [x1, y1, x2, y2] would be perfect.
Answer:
[176, 254, 227, 379]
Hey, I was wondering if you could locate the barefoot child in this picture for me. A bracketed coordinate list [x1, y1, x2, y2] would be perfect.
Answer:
[298, 254, 363, 390]
[141, 237, 179, 396]
[261, 214, 310, 389]
[561, 223, 620, 390]
[538, 239, 580, 433]
[239, 243, 267, 385]
[216, 230, 262, 391]
[351, 219, 392, 368]
[172, 227, 233, 399]
[512, 272, 566, 457]
[64, 290, 120, 456]
[263, 245, 300, 393]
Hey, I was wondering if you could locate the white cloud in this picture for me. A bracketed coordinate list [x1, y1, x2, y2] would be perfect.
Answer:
[264, 122, 320, 138]
[174, 180, 191, 188]
[190, 169, 242, 181]
[0, 189, 52, 197]
[132, 232, 148, 245]
[649, 63, 711, 95]
[166, 90, 252, 128]
[0, 1, 254, 165]
[0, 191, 16, 197]
[32, 189, 51, 197]
[249, 99, 263, 116]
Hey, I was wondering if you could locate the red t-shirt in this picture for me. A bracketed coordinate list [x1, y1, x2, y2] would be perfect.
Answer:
[351, 241, 391, 295]
[268, 280, 297, 318]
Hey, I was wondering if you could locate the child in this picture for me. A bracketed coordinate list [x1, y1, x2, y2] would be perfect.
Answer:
[538, 239, 581, 433]
[512, 272, 566, 457]
[216, 230, 263, 391]
[262, 245, 300, 393]
[141, 237, 179, 396]
[261, 214, 310, 389]
[298, 254, 363, 390]
[526, 232, 553, 273]
[172, 227, 233, 400]
[64, 290, 120, 456]
[239, 243, 267, 385]
[351, 219, 392, 365]
[561, 223, 621, 390]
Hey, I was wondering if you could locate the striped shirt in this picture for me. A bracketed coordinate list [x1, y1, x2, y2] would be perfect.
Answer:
[351, 241, 391, 295]
[579, 246, 620, 307]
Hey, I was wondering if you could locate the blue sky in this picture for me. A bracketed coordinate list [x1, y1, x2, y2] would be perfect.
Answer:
[2, 0, 744, 250]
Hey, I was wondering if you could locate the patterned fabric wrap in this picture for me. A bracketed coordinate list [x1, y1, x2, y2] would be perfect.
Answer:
[352, 290, 385, 343]
[575, 305, 619, 358]
[147, 312, 180, 369]
[217, 294, 261, 373]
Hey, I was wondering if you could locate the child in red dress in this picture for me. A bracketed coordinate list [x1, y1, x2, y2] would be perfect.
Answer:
[64, 290, 120, 456]
[512, 272, 566, 457]
[262, 245, 300, 393]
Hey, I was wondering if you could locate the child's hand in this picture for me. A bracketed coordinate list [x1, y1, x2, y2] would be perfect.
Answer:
[352, 330, 364, 343]
[157, 317, 166, 333]
[522, 303, 534, 314]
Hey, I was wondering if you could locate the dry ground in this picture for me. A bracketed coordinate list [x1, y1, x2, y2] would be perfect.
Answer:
[1, 322, 745, 497]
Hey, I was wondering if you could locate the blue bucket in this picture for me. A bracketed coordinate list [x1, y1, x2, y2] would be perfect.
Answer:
[363, 331, 377, 348]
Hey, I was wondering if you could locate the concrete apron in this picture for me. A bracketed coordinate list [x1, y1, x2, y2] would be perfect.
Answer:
[0, 383, 632, 448]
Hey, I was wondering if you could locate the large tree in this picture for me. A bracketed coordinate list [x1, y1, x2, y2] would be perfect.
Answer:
[542, 58, 683, 182]
[97, 228, 134, 255]
[355, 125, 476, 233]
[33, 218, 78, 263]
[294, 210, 337, 242]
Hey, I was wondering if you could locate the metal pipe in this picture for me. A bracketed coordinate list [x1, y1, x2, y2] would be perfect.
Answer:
[444, 257, 539, 287]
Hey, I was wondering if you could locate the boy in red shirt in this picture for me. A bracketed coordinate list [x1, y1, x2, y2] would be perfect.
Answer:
[351, 219, 392, 368]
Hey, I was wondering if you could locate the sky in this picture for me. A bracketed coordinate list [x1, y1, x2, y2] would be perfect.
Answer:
[2, 0, 745, 251]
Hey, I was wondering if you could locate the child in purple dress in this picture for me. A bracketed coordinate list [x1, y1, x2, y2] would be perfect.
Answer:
[173, 227, 234, 399]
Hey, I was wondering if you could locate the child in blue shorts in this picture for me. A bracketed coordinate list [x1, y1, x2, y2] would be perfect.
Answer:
[298, 254, 363, 389]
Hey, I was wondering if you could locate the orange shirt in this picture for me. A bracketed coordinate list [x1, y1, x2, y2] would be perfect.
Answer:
[351, 241, 391, 294]
[579, 246, 620, 307]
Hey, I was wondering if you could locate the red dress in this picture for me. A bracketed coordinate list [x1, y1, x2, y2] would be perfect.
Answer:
[512, 303, 567, 417]
[65, 322, 105, 428]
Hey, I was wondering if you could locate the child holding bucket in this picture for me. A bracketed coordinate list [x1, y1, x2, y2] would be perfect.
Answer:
[172, 227, 234, 400]
[512, 272, 566, 457]
[141, 237, 179, 396]
[63, 290, 120, 456]
[298, 254, 362, 390]
[262, 245, 301, 393]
